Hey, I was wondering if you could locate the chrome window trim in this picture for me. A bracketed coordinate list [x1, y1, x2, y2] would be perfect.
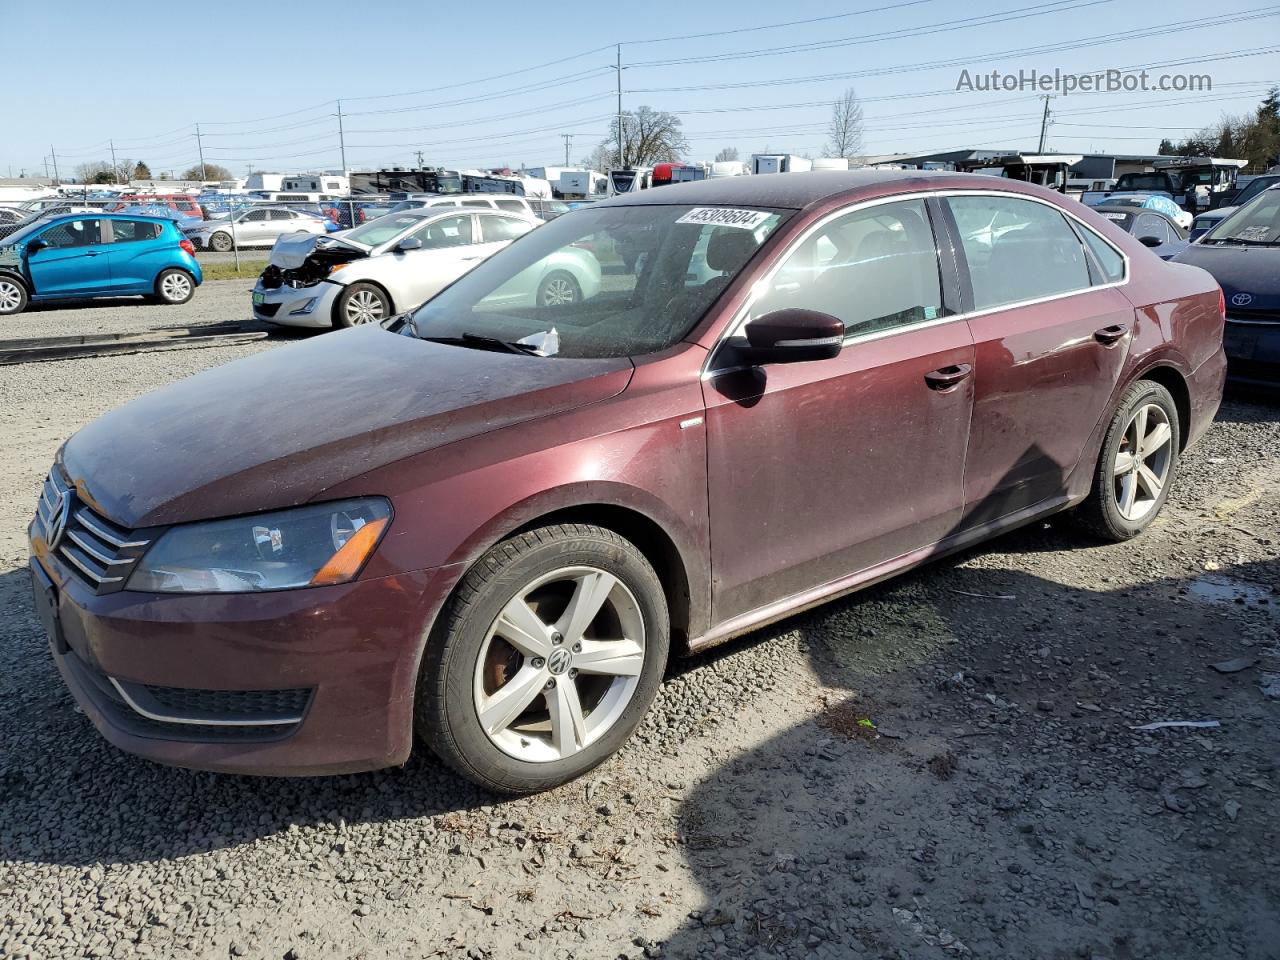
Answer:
[703, 188, 1131, 379]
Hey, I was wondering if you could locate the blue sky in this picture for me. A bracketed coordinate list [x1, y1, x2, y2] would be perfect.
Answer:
[4, 0, 1277, 178]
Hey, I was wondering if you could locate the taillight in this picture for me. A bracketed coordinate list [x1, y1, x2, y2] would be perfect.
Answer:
[179, 238, 195, 256]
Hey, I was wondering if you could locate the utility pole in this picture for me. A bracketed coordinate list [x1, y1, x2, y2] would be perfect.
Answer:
[615, 44, 624, 169]
[109, 139, 118, 183]
[415, 149, 426, 168]
[49, 145, 60, 184]
[561, 134, 572, 167]
[1036, 95, 1054, 153]
[337, 99, 348, 173]
[195, 124, 207, 181]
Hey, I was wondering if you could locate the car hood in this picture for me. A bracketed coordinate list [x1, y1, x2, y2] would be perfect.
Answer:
[1172, 244, 1280, 308]
[268, 232, 367, 269]
[61, 327, 634, 529]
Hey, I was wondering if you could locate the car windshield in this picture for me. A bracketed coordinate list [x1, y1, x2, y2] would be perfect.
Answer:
[1205, 190, 1280, 245]
[344, 213, 424, 247]
[0, 218, 47, 247]
[408, 203, 790, 359]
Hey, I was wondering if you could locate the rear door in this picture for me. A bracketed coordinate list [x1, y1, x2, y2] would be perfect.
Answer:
[27, 218, 111, 295]
[102, 219, 164, 291]
[941, 193, 1134, 527]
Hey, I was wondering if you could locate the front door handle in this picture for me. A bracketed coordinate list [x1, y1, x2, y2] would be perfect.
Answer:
[1094, 323, 1129, 345]
[85, 250, 102, 257]
[924, 363, 973, 391]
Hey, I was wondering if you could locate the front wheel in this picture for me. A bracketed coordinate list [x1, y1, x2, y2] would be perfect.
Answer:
[417, 524, 669, 794]
[335, 282, 389, 328]
[153, 268, 195, 305]
[1074, 379, 1180, 541]
[0, 276, 28, 316]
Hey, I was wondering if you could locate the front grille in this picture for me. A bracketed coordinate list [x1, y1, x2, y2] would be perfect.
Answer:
[63, 651, 308, 744]
[1227, 308, 1280, 325]
[35, 469, 152, 594]
[254, 302, 281, 318]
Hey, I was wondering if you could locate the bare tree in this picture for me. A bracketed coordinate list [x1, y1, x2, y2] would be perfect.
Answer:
[598, 106, 689, 169]
[74, 160, 116, 183]
[825, 86, 864, 159]
[714, 146, 740, 163]
[183, 163, 233, 181]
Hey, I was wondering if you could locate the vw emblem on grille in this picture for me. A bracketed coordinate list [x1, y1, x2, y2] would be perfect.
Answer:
[547, 648, 572, 675]
[43, 489, 72, 549]
[1231, 292, 1254, 307]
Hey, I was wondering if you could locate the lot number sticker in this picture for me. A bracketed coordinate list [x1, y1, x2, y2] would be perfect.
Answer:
[677, 207, 771, 230]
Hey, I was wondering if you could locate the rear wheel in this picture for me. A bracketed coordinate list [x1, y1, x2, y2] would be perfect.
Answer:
[209, 232, 233, 252]
[0, 276, 28, 316]
[335, 283, 389, 328]
[1075, 379, 1180, 541]
[153, 268, 195, 305]
[417, 524, 669, 795]
[537, 270, 581, 307]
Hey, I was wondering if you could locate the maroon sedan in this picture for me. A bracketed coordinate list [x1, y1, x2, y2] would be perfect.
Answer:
[29, 171, 1225, 794]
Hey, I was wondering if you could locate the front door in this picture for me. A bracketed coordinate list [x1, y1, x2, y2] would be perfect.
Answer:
[27, 218, 111, 296]
[942, 193, 1133, 526]
[704, 197, 975, 623]
[400, 213, 482, 307]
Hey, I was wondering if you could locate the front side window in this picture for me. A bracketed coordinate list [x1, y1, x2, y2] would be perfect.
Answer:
[947, 195, 1090, 310]
[749, 198, 950, 339]
[411, 214, 474, 249]
[409, 204, 789, 358]
[38, 218, 103, 248]
[242, 209, 269, 222]
[269, 209, 294, 221]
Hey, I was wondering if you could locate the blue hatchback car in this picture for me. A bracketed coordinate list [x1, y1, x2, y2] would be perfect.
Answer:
[0, 213, 203, 317]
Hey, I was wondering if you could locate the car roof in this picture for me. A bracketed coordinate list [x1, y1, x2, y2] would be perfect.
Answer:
[39, 212, 174, 224]
[600, 168, 973, 211]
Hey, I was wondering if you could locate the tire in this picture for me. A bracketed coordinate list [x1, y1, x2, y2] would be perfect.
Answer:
[1074, 379, 1181, 541]
[536, 270, 581, 308]
[334, 282, 390, 328]
[209, 232, 233, 253]
[0, 275, 28, 316]
[153, 268, 195, 305]
[416, 523, 670, 795]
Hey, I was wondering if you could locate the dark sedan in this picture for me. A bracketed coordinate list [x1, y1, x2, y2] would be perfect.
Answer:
[30, 171, 1225, 794]
[1091, 204, 1188, 260]
[1174, 185, 1280, 386]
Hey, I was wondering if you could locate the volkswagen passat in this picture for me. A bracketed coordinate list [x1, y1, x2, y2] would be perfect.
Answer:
[30, 171, 1225, 794]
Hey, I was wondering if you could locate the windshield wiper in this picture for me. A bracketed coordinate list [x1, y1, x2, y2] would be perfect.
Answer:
[419, 332, 542, 355]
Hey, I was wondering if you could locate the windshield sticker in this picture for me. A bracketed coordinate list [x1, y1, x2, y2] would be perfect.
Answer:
[677, 207, 772, 230]
[1233, 225, 1272, 242]
[1101, 213, 1128, 221]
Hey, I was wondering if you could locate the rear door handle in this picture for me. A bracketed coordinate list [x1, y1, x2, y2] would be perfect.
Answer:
[924, 363, 973, 391]
[1094, 323, 1129, 345]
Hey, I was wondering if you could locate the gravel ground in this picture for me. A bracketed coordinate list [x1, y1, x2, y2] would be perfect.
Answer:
[0, 310, 1277, 960]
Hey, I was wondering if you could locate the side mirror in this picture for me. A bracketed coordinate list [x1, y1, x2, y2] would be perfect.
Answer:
[1138, 235, 1162, 248]
[396, 236, 424, 252]
[739, 308, 844, 365]
[27, 239, 48, 254]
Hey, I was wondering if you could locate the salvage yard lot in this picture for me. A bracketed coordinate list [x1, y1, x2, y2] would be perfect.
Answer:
[0, 293, 1277, 960]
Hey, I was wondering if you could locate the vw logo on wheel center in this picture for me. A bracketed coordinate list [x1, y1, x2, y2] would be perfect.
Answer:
[546, 648, 572, 675]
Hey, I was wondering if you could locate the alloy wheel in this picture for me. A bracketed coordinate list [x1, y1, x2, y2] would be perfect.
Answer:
[540, 276, 577, 307]
[0, 280, 21, 312]
[161, 273, 191, 302]
[345, 289, 385, 324]
[473, 566, 646, 763]
[1112, 402, 1173, 522]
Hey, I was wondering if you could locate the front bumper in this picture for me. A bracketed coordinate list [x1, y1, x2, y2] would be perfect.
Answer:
[1223, 316, 1280, 387]
[251, 279, 342, 329]
[30, 544, 462, 776]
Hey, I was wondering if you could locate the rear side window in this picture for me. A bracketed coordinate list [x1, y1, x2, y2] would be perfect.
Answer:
[1075, 222, 1126, 283]
[461, 199, 492, 208]
[108, 220, 161, 243]
[750, 198, 951, 339]
[947, 195, 1091, 310]
[494, 199, 525, 213]
[481, 216, 533, 242]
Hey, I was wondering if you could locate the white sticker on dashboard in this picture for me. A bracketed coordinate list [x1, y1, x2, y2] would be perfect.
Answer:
[676, 207, 771, 229]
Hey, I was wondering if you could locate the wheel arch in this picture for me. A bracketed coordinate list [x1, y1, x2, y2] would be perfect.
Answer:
[0, 269, 30, 293]
[1132, 363, 1191, 451]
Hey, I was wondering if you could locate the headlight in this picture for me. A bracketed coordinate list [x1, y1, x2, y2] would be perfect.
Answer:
[127, 498, 391, 594]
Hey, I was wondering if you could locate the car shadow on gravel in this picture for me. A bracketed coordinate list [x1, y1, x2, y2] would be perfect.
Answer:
[660, 440, 1280, 960]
